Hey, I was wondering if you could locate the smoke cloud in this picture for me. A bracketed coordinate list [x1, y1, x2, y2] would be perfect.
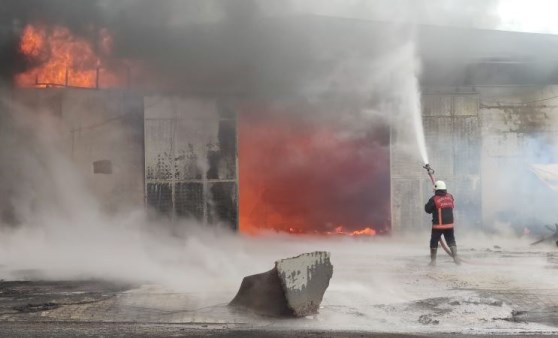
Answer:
[0, 0, 510, 234]
[1, 0, 501, 90]
[2, 0, 551, 282]
[2, 7, 558, 336]
[0, 94, 414, 300]
[477, 88, 558, 236]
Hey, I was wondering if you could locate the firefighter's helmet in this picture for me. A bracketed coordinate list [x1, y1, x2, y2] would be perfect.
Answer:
[434, 180, 447, 191]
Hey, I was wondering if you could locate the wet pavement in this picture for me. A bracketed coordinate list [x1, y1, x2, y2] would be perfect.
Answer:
[0, 236, 557, 336]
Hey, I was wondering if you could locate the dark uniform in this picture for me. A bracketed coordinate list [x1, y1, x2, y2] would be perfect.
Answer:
[425, 189, 460, 265]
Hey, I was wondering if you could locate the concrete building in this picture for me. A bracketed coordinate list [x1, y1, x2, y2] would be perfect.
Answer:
[144, 96, 237, 227]
[392, 25, 558, 232]
[8, 89, 239, 230]
[7, 20, 558, 234]
[392, 86, 558, 231]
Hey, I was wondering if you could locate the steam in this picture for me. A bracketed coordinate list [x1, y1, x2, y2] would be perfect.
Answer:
[1, 4, 558, 333]
[0, 94, 252, 289]
[0, 0, 465, 274]
[0, 2, 509, 237]
[1, 0, 554, 289]
[478, 90, 558, 234]
[0, 94, 416, 300]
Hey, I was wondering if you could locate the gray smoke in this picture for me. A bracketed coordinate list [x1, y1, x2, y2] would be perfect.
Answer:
[2, 8, 558, 329]
[0, 0, 509, 233]
[1, 0, 503, 92]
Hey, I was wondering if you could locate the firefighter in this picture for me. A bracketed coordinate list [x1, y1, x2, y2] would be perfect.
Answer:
[424, 180, 460, 266]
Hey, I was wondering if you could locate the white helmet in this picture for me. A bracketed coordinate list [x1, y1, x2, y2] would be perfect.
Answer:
[434, 180, 447, 190]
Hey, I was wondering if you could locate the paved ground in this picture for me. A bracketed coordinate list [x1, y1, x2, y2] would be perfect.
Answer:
[0, 235, 557, 336]
[0, 322, 552, 338]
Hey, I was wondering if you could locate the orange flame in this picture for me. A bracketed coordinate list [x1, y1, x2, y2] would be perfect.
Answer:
[238, 103, 391, 236]
[284, 225, 377, 236]
[15, 24, 126, 88]
[349, 227, 377, 236]
[326, 225, 376, 236]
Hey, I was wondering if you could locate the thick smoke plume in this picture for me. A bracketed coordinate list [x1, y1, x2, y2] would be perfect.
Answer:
[0, 0, 541, 287]
[1, 1, 507, 232]
[2, 0, 501, 91]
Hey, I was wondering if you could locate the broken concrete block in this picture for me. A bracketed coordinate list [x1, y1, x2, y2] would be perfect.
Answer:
[229, 251, 333, 317]
[276, 251, 333, 316]
[228, 267, 292, 316]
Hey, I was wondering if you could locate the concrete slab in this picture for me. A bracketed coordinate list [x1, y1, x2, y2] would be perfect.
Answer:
[229, 251, 333, 317]
[229, 267, 292, 316]
[275, 251, 333, 317]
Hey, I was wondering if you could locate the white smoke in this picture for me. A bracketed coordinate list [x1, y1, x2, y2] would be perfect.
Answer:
[2, 3, 556, 324]
[478, 89, 558, 235]
[1, 91, 558, 336]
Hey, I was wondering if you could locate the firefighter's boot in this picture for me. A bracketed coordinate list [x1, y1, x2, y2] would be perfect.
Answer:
[450, 245, 461, 265]
[429, 248, 437, 266]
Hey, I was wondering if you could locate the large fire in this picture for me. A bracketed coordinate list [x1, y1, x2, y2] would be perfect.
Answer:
[15, 24, 126, 88]
[15, 25, 390, 237]
[238, 104, 391, 236]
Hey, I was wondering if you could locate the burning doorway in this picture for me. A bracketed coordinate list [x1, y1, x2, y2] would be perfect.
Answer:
[238, 103, 391, 236]
[10, 20, 392, 234]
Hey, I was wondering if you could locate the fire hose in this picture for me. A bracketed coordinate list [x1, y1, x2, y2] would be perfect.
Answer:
[423, 164, 454, 258]
[423, 164, 504, 266]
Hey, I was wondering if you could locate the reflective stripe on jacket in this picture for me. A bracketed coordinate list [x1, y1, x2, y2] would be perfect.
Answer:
[425, 192, 454, 229]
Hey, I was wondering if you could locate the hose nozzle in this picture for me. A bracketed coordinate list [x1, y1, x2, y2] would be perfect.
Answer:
[423, 163, 435, 175]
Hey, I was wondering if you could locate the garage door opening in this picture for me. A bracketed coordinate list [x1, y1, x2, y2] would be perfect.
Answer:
[238, 103, 391, 236]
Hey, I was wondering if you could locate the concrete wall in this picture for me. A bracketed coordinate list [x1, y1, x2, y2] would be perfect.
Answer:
[18, 86, 554, 232]
[392, 86, 558, 232]
[478, 86, 558, 228]
[11, 89, 145, 213]
[144, 96, 238, 230]
[10, 90, 238, 229]
[391, 91, 481, 232]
